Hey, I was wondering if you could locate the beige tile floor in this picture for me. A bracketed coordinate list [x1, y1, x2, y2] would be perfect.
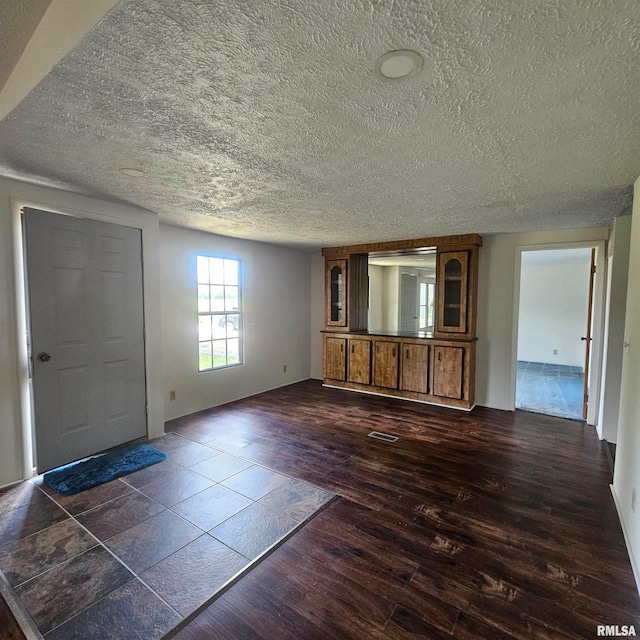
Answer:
[0, 431, 335, 639]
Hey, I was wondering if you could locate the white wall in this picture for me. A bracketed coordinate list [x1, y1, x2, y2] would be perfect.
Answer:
[160, 225, 312, 420]
[383, 265, 400, 332]
[598, 215, 632, 442]
[0, 177, 164, 487]
[368, 264, 383, 332]
[613, 177, 640, 589]
[517, 259, 590, 368]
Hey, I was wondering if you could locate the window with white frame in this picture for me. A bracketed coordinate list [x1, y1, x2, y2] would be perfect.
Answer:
[419, 281, 436, 330]
[197, 256, 242, 371]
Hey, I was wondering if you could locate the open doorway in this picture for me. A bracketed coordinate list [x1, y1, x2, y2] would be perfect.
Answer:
[515, 247, 595, 421]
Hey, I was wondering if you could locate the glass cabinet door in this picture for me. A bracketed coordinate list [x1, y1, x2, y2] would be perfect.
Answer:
[326, 259, 347, 327]
[437, 251, 468, 334]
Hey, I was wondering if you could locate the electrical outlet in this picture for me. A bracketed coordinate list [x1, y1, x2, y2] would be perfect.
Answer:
[283, 365, 287, 373]
[624, 337, 631, 354]
[553, 349, 558, 355]
[169, 390, 176, 401]
[632, 488, 636, 513]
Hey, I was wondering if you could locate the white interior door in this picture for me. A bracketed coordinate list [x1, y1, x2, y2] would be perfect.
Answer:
[24, 208, 147, 472]
[400, 273, 418, 332]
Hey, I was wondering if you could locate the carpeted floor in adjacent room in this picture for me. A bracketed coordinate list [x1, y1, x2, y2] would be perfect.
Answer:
[516, 360, 584, 421]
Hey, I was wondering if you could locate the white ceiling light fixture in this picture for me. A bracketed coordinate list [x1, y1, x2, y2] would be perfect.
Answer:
[118, 167, 146, 178]
[374, 50, 423, 83]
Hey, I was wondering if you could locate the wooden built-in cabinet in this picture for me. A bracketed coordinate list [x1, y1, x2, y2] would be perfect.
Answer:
[322, 233, 480, 410]
[322, 333, 474, 409]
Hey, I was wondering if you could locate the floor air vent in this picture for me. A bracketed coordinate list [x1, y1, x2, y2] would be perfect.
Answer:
[368, 431, 399, 442]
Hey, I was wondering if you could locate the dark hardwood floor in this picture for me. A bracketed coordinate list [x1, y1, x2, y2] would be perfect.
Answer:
[2, 379, 638, 638]
[0, 591, 25, 640]
[168, 380, 639, 639]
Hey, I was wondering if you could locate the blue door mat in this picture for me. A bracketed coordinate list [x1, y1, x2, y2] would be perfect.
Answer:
[43, 444, 167, 496]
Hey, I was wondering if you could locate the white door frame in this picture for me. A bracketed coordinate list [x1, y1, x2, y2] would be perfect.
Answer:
[510, 240, 607, 426]
[10, 192, 165, 479]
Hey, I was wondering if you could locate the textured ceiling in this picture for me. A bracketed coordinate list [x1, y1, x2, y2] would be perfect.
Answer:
[0, 0, 638, 250]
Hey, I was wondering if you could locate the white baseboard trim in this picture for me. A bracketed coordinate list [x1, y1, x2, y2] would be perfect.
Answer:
[0, 478, 25, 491]
[610, 483, 640, 596]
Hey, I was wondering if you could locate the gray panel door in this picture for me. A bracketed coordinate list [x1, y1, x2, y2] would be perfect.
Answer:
[400, 273, 418, 332]
[24, 208, 147, 472]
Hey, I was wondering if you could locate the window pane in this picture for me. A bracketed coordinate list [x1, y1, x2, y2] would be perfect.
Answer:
[224, 260, 238, 285]
[419, 282, 427, 305]
[210, 285, 225, 311]
[197, 256, 210, 283]
[210, 315, 224, 339]
[198, 285, 210, 312]
[225, 314, 239, 337]
[199, 341, 212, 370]
[198, 315, 212, 341]
[212, 340, 227, 367]
[197, 255, 242, 372]
[210, 258, 225, 284]
[428, 283, 435, 326]
[227, 338, 240, 364]
[224, 286, 239, 311]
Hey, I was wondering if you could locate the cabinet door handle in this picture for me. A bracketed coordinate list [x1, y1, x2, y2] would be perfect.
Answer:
[392, 348, 395, 357]
[340, 343, 343, 353]
[351, 344, 355, 354]
[406, 349, 410, 359]
[438, 351, 442, 361]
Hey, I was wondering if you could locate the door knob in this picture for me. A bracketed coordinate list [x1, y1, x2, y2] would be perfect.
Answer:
[37, 352, 52, 362]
